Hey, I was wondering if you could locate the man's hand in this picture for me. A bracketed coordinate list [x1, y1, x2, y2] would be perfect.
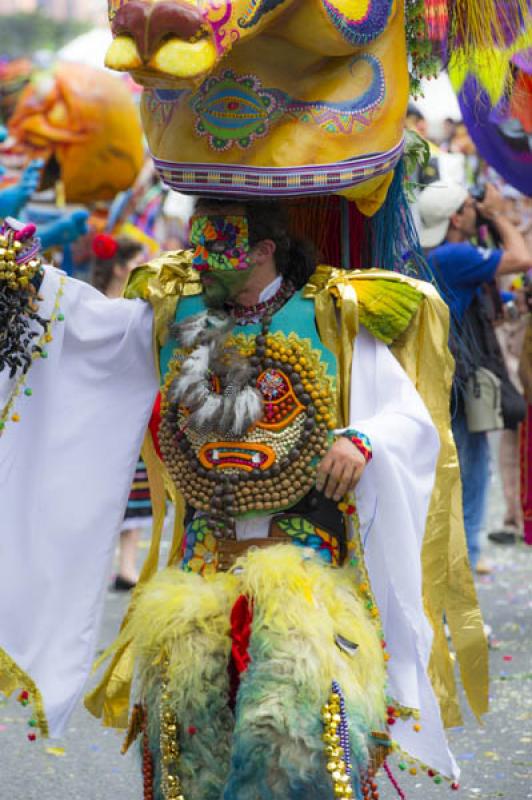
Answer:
[476, 183, 504, 220]
[316, 437, 368, 502]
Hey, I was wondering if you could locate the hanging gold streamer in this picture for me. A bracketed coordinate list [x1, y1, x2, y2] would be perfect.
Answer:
[310, 266, 489, 726]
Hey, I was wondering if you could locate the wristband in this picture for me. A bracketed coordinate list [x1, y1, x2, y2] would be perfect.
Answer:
[340, 429, 373, 463]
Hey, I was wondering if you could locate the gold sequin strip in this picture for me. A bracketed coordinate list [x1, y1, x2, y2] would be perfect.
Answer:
[159, 662, 184, 800]
[322, 683, 354, 799]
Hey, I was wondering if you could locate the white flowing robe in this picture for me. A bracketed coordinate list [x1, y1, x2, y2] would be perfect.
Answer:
[0, 267, 457, 778]
[0, 266, 158, 736]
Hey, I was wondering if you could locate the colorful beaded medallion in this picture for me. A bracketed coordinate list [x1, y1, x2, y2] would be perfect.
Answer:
[159, 331, 337, 532]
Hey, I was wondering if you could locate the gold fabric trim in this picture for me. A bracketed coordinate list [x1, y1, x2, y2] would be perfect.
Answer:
[124, 250, 201, 352]
[390, 283, 489, 725]
[0, 645, 49, 737]
[310, 267, 488, 726]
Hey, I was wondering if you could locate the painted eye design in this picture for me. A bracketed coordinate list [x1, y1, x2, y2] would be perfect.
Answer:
[193, 72, 277, 151]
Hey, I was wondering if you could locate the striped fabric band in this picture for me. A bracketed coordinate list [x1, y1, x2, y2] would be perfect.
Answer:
[151, 138, 404, 198]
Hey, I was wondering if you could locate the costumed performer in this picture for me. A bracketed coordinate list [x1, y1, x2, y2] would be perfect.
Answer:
[2, 0, 514, 794]
[3, 199, 467, 798]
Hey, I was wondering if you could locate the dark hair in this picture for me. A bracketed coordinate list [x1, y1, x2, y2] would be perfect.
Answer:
[194, 197, 317, 289]
[90, 236, 143, 295]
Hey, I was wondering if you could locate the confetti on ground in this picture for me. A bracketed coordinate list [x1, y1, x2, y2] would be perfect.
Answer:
[45, 746, 66, 757]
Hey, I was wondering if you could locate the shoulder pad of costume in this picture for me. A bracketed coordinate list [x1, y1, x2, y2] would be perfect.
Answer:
[306, 265, 432, 345]
[124, 250, 201, 302]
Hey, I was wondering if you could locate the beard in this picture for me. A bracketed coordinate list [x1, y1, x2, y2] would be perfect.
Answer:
[201, 269, 253, 309]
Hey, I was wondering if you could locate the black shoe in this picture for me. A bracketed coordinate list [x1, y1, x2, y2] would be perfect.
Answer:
[488, 530, 516, 545]
[112, 575, 137, 591]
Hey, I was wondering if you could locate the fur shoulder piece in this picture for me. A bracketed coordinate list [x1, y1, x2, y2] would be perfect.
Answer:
[304, 265, 432, 345]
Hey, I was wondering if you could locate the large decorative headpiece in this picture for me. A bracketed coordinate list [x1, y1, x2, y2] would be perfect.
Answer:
[105, 0, 409, 209]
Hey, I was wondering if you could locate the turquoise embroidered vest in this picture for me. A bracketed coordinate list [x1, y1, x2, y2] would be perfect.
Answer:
[158, 290, 339, 529]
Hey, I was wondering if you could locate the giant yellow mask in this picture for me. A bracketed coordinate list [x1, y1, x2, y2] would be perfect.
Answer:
[106, 0, 408, 208]
[8, 62, 144, 204]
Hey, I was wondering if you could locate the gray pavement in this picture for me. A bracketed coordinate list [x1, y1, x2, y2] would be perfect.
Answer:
[1, 514, 531, 800]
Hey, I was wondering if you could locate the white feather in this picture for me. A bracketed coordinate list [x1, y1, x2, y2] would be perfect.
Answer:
[180, 344, 210, 375]
[176, 312, 209, 348]
[190, 394, 224, 429]
[232, 387, 263, 435]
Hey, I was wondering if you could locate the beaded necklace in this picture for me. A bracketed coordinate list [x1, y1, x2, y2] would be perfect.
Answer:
[226, 279, 295, 325]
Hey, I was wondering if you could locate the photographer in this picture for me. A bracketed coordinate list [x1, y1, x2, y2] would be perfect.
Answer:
[417, 181, 532, 573]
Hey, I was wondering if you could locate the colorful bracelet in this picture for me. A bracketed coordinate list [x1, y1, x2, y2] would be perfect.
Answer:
[341, 429, 373, 463]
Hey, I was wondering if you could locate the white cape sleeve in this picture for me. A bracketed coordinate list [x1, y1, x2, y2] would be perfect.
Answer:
[350, 326, 459, 779]
[0, 266, 159, 737]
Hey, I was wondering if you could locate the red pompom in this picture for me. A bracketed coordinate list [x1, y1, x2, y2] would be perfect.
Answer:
[92, 233, 118, 260]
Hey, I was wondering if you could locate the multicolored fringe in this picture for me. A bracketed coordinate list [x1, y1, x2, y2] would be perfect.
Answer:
[406, 0, 531, 95]
[286, 159, 432, 281]
[362, 159, 433, 282]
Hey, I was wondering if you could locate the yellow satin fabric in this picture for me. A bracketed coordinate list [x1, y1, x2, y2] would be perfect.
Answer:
[0, 645, 49, 737]
[308, 266, 488, 726]
[124, 250, 201, 352]
[391, 289, 489, 725]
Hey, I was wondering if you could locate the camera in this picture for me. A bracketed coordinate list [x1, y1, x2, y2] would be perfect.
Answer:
[470, 185, 486, 203]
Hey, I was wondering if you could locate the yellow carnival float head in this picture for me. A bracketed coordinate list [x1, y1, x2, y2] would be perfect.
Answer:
[8, 63, 144, 204]
[105, 0, 409, 203]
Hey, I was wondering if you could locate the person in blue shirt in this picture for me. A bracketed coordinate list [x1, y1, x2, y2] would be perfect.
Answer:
[417, 181, 531, 573]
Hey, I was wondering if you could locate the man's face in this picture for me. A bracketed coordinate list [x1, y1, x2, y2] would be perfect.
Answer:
[455, 196, 478, 239]
[190, 207, 256, 308]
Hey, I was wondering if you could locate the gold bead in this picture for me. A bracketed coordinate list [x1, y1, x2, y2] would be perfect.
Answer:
[326, 760, 338, 773]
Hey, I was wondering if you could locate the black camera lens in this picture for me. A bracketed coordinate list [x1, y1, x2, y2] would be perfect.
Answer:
[470, 185, 486, 202]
